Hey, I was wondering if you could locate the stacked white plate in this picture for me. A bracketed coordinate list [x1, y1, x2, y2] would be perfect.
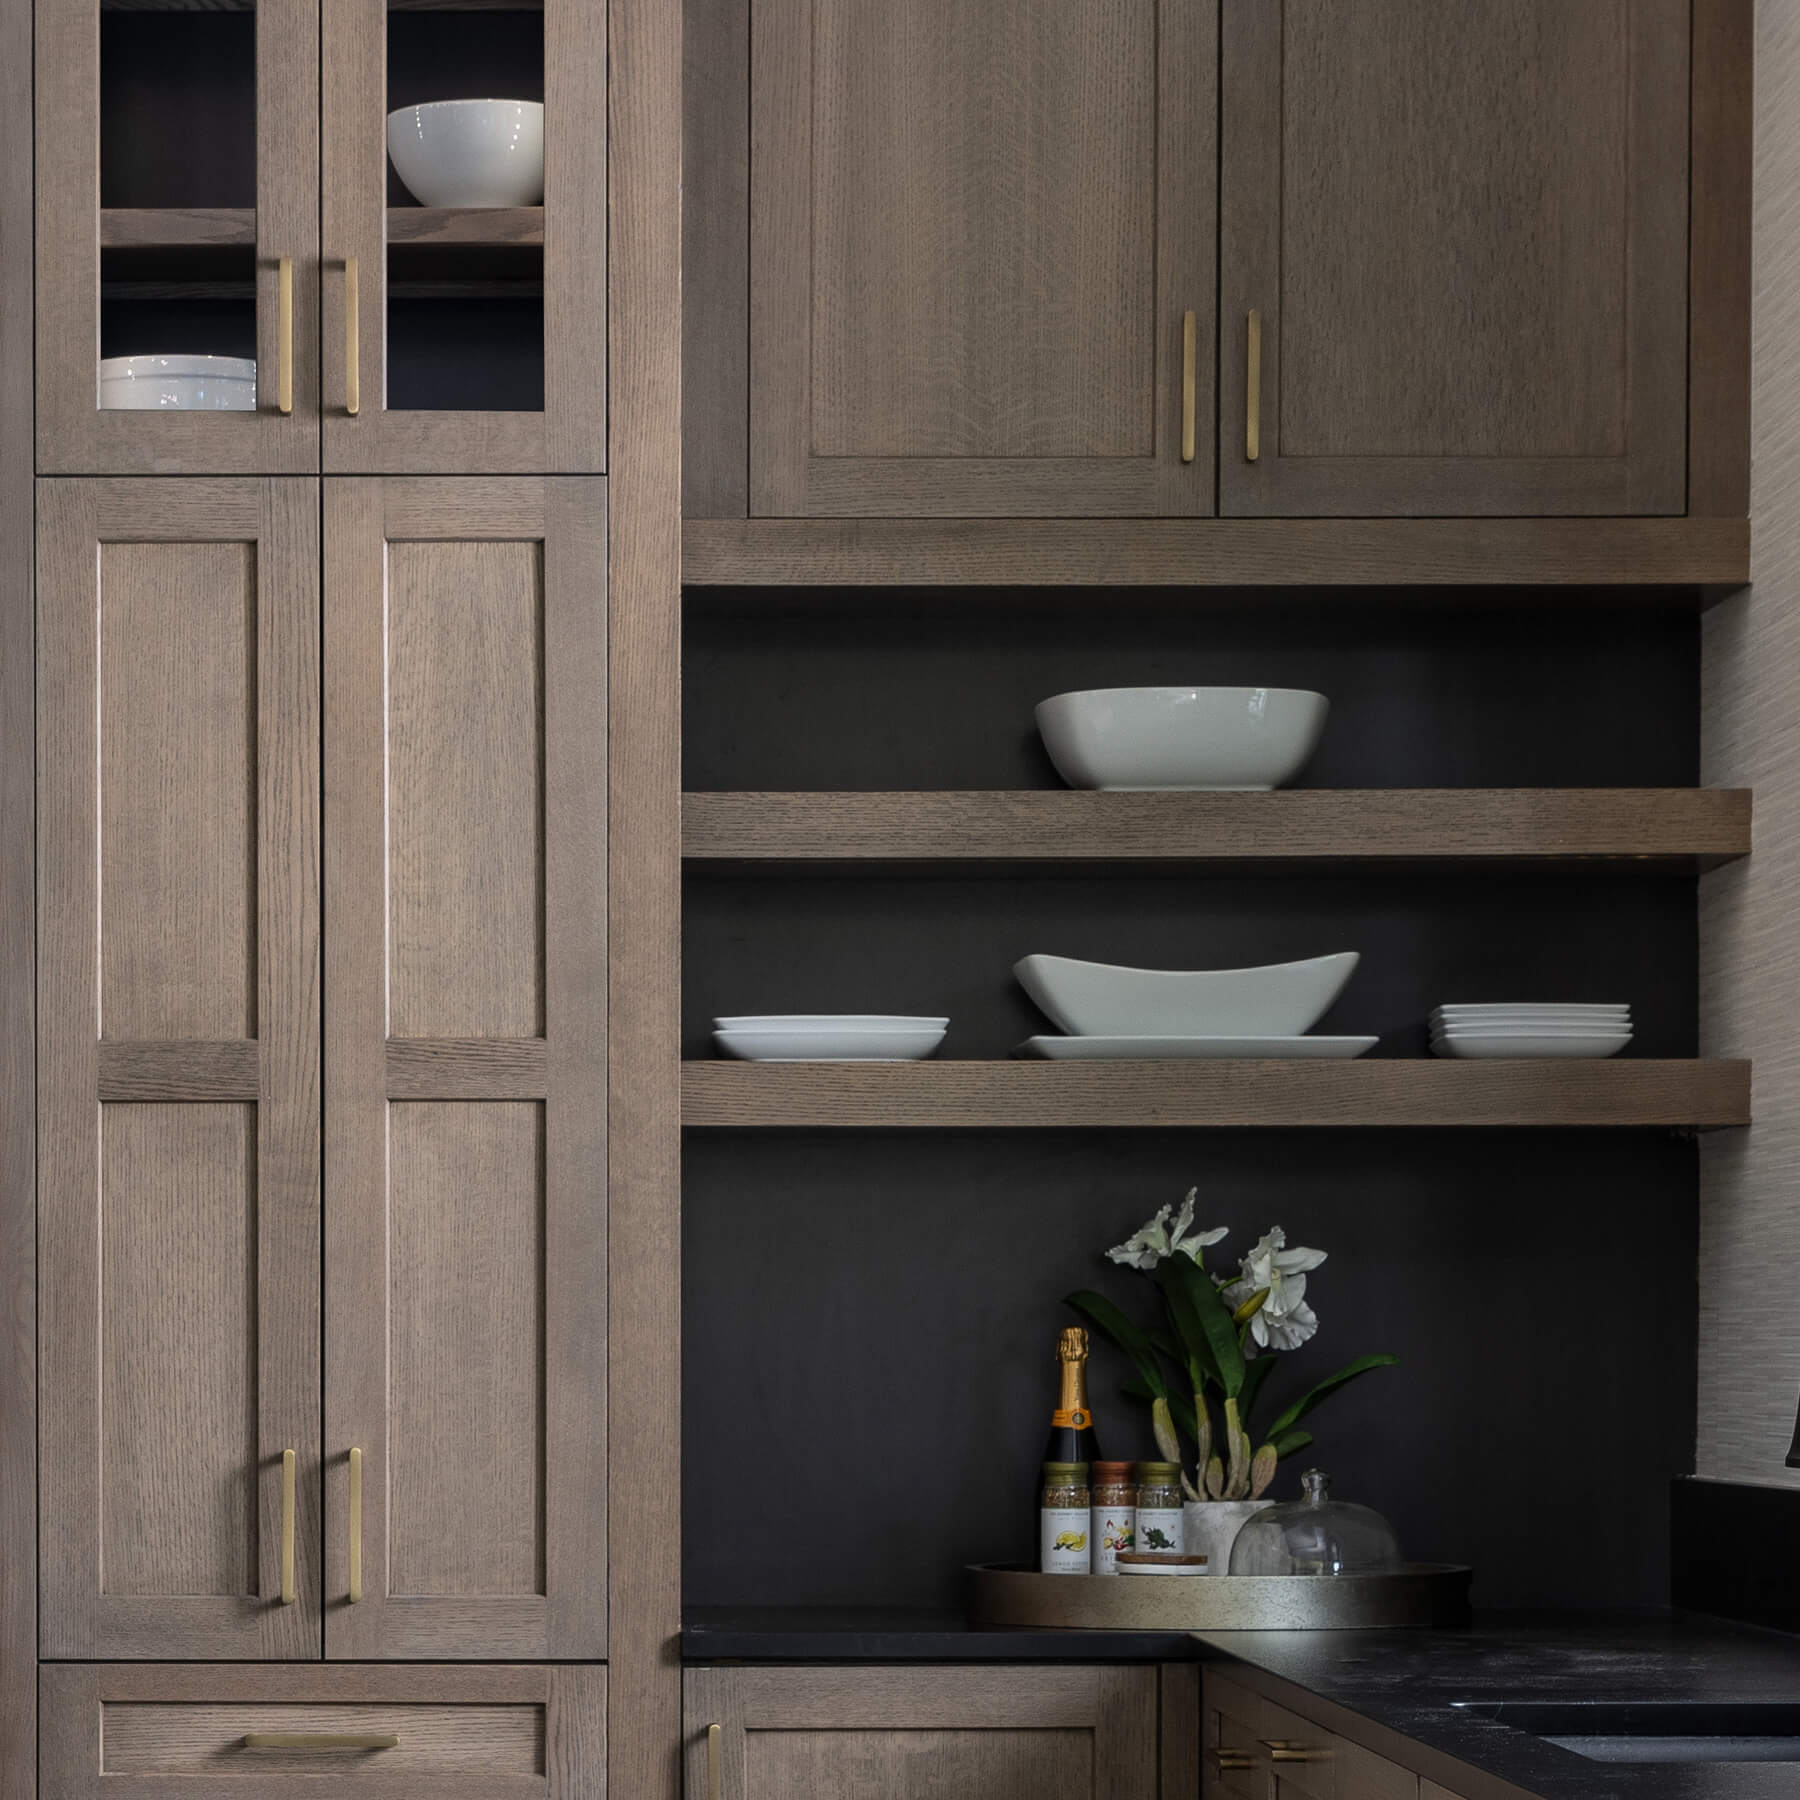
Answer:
[713, 1014, 947, 1062]
[1429, 1003, 1632, 1060]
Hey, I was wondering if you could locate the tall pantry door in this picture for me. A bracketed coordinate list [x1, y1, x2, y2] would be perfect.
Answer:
[323, 477, 608, 1659]
[37, 478, 322, 1658]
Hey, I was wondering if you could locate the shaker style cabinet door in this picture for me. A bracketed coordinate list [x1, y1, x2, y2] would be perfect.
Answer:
[684, 1666, 1158, 1800]
[37, 479, 322, 1658]
[321, 0, 606, 472]
[749, 0, 1216, 516]
[36, 0, 321, 474]
[1219, 0, 1690, 516]
[323, 478, 607, 1659]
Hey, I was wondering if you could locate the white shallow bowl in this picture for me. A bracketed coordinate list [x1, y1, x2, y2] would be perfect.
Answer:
[1036, 686, 1329, 791]
[714, 1025, 945, 1062]
[1434, 1003, 1629, 1018]
[714, 1014, 948, 1031]
[1431, 1032, 1631, 1060]
[99, 354, 256, 411]
[1017, 1035, 1377, 1061]
[387, 99, 545, 207]
[1016, 950, 1358, 1038]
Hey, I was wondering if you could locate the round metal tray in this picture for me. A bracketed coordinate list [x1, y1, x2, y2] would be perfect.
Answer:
[968, 1562, 1472, 1631]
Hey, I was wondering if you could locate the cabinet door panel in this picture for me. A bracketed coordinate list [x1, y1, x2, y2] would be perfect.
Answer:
[324, 478, 606, 1659]
[38, 479, 321, 1659]
[750, 0, 1214, 516]
[1220, 0, 1689, 515]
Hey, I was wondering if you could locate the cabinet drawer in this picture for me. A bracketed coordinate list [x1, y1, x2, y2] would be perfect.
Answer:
[41, 1665, 604, 1800]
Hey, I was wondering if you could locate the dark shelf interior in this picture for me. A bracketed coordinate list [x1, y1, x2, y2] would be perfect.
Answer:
[100, 245, 255, 359]
[386, 244, 544, 411]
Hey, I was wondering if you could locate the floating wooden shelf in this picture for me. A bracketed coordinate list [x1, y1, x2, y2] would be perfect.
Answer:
[682, 517, 1749, 594]
[681, 1060, 1751, 1130]
[100, 207, 256, 248]
[683, 788, 1752, 874]
[388, 206, 545, 246]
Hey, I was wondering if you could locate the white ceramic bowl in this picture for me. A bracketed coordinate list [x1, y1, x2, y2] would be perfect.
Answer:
[714, 1014, 948, 1031]
[99, 354, 256, 411]
[1015, 950, 1359, 1038]
[1036, 687, 1329, 791]
[387, 99, 545, 208]
[1431, 1031, 1631, 1060]
[714, 1024, 945, 1062]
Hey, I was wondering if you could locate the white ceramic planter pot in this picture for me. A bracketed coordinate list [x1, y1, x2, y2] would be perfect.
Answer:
[1183, 1498, 1274, 1575]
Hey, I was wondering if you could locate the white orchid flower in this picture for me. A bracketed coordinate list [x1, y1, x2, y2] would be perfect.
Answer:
[1223, 1226, 1327, 1351]
[1105, 1187, 1229, 1270]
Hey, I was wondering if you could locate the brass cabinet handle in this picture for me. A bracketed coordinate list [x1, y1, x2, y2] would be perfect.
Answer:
[1213, 1747, 1257, 1772]
[348, 1447, 363, 1604]
[277, 255, 293, 416]
[279, 1449, 296, 1604]
[1181, 309, 1197, 464]
[707, 1722, 721, 1800]
[244, 1733, 399, 1751]
[1262, 1739, 1332, 1763]
[345, 256, 361, 416]
[1245, 309, 1261, 462]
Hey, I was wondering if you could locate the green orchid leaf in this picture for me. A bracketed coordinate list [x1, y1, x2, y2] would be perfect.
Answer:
[1066, 1289, 1170, 1401]
[1269, 1428, 1315, 1460]
[1236, 1351, 1279, 1430]
[1122, 1377, 1199, 1442]
[1156, 1254, 1245, 1398]
[1264, 1353, 1399, 1440]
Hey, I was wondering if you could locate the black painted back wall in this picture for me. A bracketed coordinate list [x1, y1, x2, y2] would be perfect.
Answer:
[681, 595, 1701, 1613]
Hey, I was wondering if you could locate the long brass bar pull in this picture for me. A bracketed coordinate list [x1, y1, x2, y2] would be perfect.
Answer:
[279, 1449, 296, 1604]
[348, 1447, 363, 1603]
[1213, 1748, 1256, 1773]
[243, 1733, 399, 1751]
[707, 1723, 721, 1800]
[1180, 309, 1197, 464]
[1262, 1740, 1332, 1764]
[1245, 309, 1262, 462]
[345, 256, 361, 416]
[277, 255, 293, 416]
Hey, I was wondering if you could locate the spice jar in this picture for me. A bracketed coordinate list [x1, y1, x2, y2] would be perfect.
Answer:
[1132, 1461, 1185, 1555]
[1039, 1462, 1091, 1574]
[1090, 1461, 1137, 1576]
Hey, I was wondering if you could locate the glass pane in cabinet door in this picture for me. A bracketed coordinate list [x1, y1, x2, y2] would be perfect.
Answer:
[35, 0, 320, 473]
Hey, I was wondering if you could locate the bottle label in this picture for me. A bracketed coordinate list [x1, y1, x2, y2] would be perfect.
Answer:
[1135, 1507, 1184, 1555]
[1090, 1504, 1136, 1575]
[1040, 1506, 1091, 1574]
[1050, 1408, 1091, 1429]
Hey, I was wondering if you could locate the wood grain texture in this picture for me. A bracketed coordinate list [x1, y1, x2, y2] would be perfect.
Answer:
[98, 207, 258, 247]
[608, 0, 683, 1776]
[1219, 0, 1688, 517]
[322, 0, 604, 471]
[386, 1038, 550, 1099]
[682, 789, 1752, 872]
[682, 1060, 1751, 1130]
[1161, 1665, 1201, 1800]
[386, 207, 545, 246]
[750, 0, 1214, 516]
[38, 479, 320, 1658]
[680, 518, 1751, 589]
[36, 0, 320, 472]
[98, 1040, 261, 1101]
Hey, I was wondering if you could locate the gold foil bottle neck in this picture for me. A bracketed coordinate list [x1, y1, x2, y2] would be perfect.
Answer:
[1056, 1326, 1089, 1363]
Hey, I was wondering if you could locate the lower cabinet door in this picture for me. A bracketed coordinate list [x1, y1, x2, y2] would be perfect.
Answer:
[684, 1665, 1157, 1800]
[40, 1664, 605, 1800]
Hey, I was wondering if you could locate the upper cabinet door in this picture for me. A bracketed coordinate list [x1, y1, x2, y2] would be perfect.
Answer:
[323, 478, 607, 1659]
[1219, 0, 1690, 517]
[37, 478, 322, 1658]
[36, 0, 321, 475]
[749, 0, 1216, 517]
[320, 0, 606, 473]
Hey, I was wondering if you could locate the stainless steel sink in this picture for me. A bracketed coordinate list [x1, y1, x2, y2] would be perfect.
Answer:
[1453, 1702, 1800, 1764]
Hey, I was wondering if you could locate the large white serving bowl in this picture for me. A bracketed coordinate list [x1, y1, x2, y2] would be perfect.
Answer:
[387, 99, 545, 208]
[99, 354, 256, 411]
[1015, 950, 1359, 1038]
[1036, 686, 1329, 790]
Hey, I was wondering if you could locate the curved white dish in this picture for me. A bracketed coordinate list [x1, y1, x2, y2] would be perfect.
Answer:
[99, 354, 256, 411]
[1430, 1032, 1631, 1060]
[387, 99, 545, 207]
[714, 1014, 948, 1031]
[1016, 950, 1358, 1038]
[1015, 1035, 1377, 1061]
[715, 1025, 945, 1062]
[1434, 1003, 1629, 1016]
[1036, 686, 1329, 791]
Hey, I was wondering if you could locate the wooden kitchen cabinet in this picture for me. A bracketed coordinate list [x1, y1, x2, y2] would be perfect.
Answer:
[746, 0, 1216, 517]
[40, 1663, 605, 1800]
[1219, 0, 1691, 516]
[323, 477, 608, 1659]
[685, 1666, 1158, 1800]
[36, 478, 322, 1658]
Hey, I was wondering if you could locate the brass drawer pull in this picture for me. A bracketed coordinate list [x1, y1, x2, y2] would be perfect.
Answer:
[1181, 309, 1197, 464]
[1245, 309, 1262, 462]
[345, 256, 361, 416]
[1214, 1746, 1257, 1772]
[348, 1446, 363, 1604]
[707, 1722, 721, 1800]
[1262, 1739, 1332, 1763]
[276, 255, 293, 416]
[244, 1733, 399, 1751]
[279, 1448, 295, 1605]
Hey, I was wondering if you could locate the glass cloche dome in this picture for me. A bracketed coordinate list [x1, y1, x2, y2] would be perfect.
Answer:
[1227, 1469, 1403, 1576]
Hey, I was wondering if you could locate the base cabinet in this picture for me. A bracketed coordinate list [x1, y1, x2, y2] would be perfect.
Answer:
[684, 1666, 1159, 1800]
[40, 1664, 605, 1800]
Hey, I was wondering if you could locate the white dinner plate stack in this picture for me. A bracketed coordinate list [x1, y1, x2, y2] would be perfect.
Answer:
[713, 1014, 947, 1062]
[1429, 1003, 1632, 1060]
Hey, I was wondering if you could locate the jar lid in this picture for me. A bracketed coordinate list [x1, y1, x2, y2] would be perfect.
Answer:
[1091, 1460, 1135, 1480]
[1133, 1461, 1181, 1480]
[1042, 1460, 1089, 1479]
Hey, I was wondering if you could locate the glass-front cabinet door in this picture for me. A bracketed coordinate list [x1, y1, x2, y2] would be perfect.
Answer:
[36, 0, 321, 474]
[321, 0, 606, 472]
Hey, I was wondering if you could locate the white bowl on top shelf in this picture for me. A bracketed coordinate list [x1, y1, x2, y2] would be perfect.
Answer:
[1036, 686, 1329, 790]
[387, 99, 545, 208]
[1015, 950, 1358, 1039]
[99, 354, 256, 411]
[713, 1020, 947, 1062]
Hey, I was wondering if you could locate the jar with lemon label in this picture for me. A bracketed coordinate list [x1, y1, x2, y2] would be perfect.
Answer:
[1040, 1462, 1091, 1574]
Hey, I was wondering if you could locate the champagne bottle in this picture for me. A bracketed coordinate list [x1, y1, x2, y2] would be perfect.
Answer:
[1043, 1326, 1101, 1465]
